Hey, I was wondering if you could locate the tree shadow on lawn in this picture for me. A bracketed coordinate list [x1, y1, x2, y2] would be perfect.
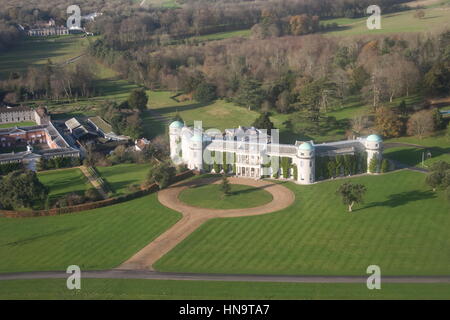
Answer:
[151, 102, 208, 116]
[384, 147, 450, 167]
[3, 227, 78, 247]
[361, 190, 436, 210]
[106, 179, 140, 195]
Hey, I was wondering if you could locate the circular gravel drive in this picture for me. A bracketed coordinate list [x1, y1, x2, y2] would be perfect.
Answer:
[118, 176, 295, 270]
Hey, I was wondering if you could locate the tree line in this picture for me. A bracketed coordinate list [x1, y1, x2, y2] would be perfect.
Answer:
[89, 29, 450, 138]
[0, 57, 97, 102]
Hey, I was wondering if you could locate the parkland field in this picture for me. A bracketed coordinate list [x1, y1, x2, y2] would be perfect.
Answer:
[325, 1, 450, 36]
[0, 35, 90, 80]
[1, 0, 450, 301]
[155, 170, 450, 276]
[1, 279, 449, 300]
[0, 195, 180, 273]
[1, 170, 448, 277]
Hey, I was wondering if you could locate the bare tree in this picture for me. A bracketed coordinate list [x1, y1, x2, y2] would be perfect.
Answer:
[407, 109, 436, 138]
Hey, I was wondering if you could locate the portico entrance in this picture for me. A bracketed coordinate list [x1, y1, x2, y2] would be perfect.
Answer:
[237, 166, 261, 179]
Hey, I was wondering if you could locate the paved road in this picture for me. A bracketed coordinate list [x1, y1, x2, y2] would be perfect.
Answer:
[0, 269, 449, 283]
[118, 177, 295, 270]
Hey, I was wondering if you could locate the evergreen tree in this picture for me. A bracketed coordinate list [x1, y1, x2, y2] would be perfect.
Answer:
[128, 88, 149, 113]
[252, 112, 275, 133]
[0, 170, 48, 210]
[236, 79, 265, 111]
[220, 173, 231, 196]
[381, 159, 390, 173]
[368, 157, 379, 173]
[193, 82, 217, 104]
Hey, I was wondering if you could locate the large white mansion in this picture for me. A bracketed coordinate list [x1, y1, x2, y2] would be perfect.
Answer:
[169, 121, 383, 185]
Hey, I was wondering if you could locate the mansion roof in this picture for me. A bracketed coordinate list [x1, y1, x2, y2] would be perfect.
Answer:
[0, 106, 33, 114]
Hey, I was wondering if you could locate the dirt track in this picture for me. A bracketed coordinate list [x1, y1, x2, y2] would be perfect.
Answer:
[118, 177, 295, 270]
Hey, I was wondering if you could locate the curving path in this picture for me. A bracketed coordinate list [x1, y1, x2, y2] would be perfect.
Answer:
[118, 177, 295, 271]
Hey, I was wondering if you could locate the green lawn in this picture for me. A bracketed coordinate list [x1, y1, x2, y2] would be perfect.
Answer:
[384, 146, 450, 167]
[325, 6, 450, 36]
[0, 121, 36, 129]
[190, 29, 251, 42]
[38, 75, 140, 121]
[142, 0, 181, 8]
[37, 168, 90, 203]
[0, 194, 181, 273]
[0, 35, 90, 80]
[5, 37, 141, 121]
[384, 130, 450, 167]
[155, 170, 450, 276]
[0, 279, 449, 300]
[179, 184, 273, 209]
[143, 92, 260, 138]
[96, 163, 152, 196]
[142, 91, 430, 145]
[143, 91, 354, 143]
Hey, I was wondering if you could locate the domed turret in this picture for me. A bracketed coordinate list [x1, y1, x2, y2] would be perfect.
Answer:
[169, 121, 184, 129]
[296, 142, 315, 185]
[298, 142, 314, 158]
[365, 134, 383, 173]
[367, 134, 382, 143]
[169, 121, 184, 163]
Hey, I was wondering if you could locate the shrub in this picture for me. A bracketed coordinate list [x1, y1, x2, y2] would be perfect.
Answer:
[0, 162, 24, 175]
[292, 164, 298, 180]
[381, 159, 389, 173]
[193, 82, 217, 103]
[85, 188, 102, 202]
[368, 157, 379, 173]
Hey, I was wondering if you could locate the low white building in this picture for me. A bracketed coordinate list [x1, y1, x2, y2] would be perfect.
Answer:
[169, 121, 383, 185]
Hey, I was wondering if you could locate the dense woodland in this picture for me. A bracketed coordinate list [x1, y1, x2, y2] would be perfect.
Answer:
[0, 0, 410, 51]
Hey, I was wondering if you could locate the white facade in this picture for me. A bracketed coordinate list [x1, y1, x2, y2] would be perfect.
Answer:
[169, 121, 383, 185]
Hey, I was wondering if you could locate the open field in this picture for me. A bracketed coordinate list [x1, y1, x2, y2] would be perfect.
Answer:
[96, 163, 152, 196]
[155, 170, 450, 276]
[141, 0, 181, 8]
[190, 29, 251, 42]
[142, 91, 429, 144]
[0, 279, 449, 300]
[384, 146, 450, 167]
[37, 168, 90, 203]
[0, 35, 91, 80]
[143, 92, 260, 138]
[405, 0, 450, 8]
[0, 194, 181, 273]
[47, 77, 140, 120]
[0, 34, 140, 121]
[143, 91, 360, 143]
[326, 5, 450, 36]
[384, 130, 450, 167]
[179, 184, 273, 209]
